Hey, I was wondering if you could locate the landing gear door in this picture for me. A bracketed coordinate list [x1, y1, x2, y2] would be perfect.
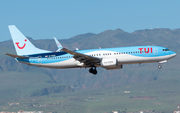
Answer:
[154, 48, 158, 55]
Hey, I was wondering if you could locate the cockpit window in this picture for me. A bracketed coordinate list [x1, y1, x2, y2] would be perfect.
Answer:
[163, 49, 169, 51]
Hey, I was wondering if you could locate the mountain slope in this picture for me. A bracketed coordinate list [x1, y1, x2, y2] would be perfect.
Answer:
[0, 28, 180, 91]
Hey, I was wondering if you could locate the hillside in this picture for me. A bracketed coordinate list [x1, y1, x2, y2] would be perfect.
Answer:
[1, 77, 180, 113]
[0, 28, 179, 90]
[0, 28, 180, 112]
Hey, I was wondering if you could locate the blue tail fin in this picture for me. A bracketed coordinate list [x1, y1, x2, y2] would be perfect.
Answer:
[8, 25, 51, 55]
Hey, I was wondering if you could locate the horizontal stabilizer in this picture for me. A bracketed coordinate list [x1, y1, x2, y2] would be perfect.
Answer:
[5, 53, 28, 59]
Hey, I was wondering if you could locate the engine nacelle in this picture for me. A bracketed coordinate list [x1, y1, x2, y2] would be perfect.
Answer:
[100, 58, 117, 67]
[100, 58, 123, 70]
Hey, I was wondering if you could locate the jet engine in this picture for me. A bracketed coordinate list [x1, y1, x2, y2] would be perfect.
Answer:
[100, 58, 123, 70]
[100, 58, 117, 67]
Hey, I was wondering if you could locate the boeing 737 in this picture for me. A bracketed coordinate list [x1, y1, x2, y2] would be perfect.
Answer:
[5, 25, 176, 75]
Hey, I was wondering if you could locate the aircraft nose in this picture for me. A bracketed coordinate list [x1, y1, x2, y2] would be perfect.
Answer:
[171, 51, 176, 57]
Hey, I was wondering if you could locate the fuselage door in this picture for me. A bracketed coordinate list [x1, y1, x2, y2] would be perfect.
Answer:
[38, 56, 42, 64]
[154, 48, 158, 55]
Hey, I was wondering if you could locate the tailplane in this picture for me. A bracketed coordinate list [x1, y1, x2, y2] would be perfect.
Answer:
[8, 25, 51, 55]
[5, 53, 28, 59]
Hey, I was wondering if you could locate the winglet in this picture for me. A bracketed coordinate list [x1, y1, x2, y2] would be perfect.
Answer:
[53, 37, 63, 52]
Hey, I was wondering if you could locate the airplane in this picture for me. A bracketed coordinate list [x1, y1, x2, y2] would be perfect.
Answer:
[5, 25, 177, 75]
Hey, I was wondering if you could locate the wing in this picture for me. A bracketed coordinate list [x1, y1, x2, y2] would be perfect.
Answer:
[61, 48, 101, 66]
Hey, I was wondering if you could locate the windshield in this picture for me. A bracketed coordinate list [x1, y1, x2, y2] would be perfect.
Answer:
[162, 49, 169, 51]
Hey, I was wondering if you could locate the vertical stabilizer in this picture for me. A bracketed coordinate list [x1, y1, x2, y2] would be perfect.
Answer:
[8, 25, 51, 55]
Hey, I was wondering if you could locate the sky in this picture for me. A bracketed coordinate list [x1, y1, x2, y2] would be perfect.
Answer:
[0, 0, 180, 42]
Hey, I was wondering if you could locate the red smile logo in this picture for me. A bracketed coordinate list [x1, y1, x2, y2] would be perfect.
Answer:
[15, 39, 27, 49]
